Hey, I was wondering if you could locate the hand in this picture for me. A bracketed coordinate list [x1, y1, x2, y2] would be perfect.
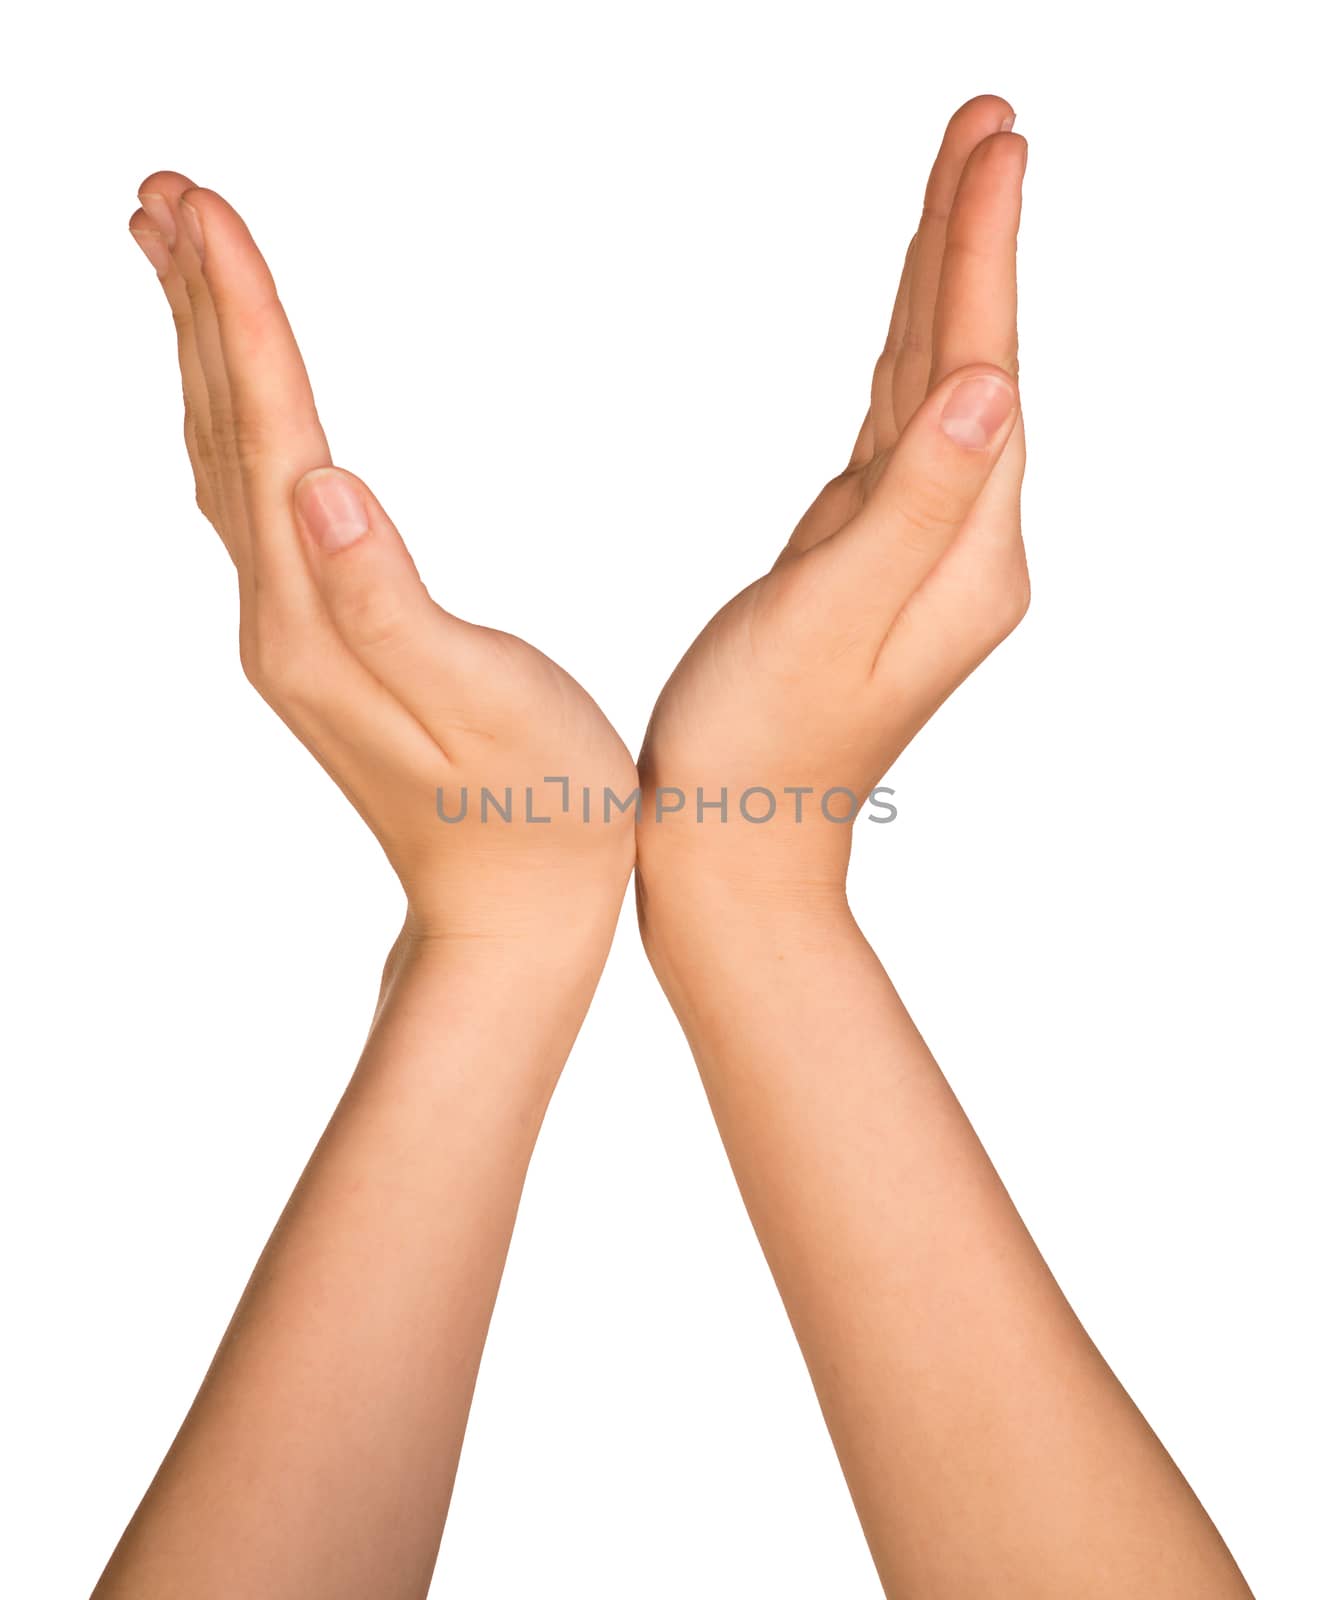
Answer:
[129, 176, 636, 944]
[638, 96, 1028, 901]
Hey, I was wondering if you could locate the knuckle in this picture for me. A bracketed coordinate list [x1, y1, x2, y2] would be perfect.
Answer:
[892, 475, 962, 553]
[192, 421, 219, 478]
[986, 556, 1031, 638]
[334, 574, 406, 653]
[184, 424, 221, 530]
[231, 406, 277, 472]
[241, 616, 317, 706]
[898, 322, 928, 358]
[237, 624, 265, 694]
[939, 233, 988, 273]
[183, 275, 211, 325]
[1000, 565, 1032, 631]
[203, 391, 236, 453]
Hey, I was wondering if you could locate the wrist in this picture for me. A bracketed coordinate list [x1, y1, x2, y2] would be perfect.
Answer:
[636, 845, 853, 991]
[401, 886, 625, 979]
[372, 859, 631, 1026]
[400, 846, 631, 949]
[364, 897, 624, 1104]
[633, 769, 858, 910]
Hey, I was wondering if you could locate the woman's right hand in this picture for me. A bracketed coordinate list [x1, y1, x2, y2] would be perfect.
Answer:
[129, 176, 636, 946]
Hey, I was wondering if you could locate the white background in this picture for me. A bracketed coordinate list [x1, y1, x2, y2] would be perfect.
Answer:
[3, 3, 1321, 1595]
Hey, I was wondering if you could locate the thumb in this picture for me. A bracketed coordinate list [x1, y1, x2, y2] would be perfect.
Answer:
[293, 466, 466, 747]
[824, 363, 1018, 626]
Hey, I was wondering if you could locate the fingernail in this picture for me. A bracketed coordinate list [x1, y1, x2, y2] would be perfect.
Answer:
[130, 228, 171, 277]
[939, 375, 1016, 449]
[138, 192, 176, 247]
[179, 198, 205, 263]
[296, 471, 369, 552]
[1000, 112, 1017, 132]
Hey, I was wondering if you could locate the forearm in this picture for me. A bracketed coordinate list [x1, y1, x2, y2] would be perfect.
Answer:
[95, 906, 620, 1600]
[639, 870, 1251, 1599]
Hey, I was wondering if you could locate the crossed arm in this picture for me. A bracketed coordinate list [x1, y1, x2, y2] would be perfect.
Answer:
[102, 97, 1252, 1599]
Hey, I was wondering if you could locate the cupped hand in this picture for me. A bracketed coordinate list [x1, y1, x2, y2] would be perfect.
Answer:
[638, 96, 1028, 899]
[129, 177, 636, 944]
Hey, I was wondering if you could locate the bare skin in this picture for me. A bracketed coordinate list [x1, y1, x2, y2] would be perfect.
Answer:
[105, 97, 1255, 1599]
[637, 95, 1254, 1598]
[104, 179, 635, 1599]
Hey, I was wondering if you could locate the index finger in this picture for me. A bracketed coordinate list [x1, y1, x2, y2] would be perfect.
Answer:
[928, 131, 1027, 387]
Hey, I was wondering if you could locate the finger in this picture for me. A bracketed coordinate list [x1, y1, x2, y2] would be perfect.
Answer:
[293, 468, 489, 754]
[847, 408, 876, 471]
[862, 422, 1028, 769]
[854, 233, 915, 460]
[891, 95, 1014, 430]
[813, 363, 1019, 632]
[134, 185, 445, 827]
[139, 173, 255, 577]
[174, 187, 332, 611]
[133, 177, 230, 549]
[130, 210, 214, 519]
[241, 591, 449, 809]
[929, 131, 1026, 386]
[176, 189, 330, 509]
